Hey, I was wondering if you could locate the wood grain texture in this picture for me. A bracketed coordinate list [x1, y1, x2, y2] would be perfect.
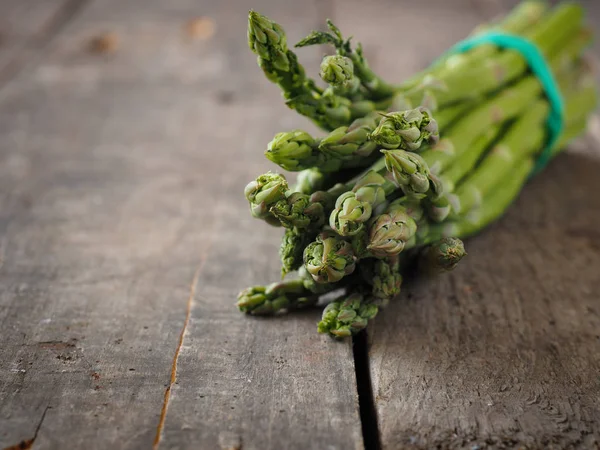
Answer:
[0, 0, 89, 87]
[0, 0, 361, 449]
[1, 0, 600, 448]
[157, 1, 362, 448]
[362, 0, 600, 448]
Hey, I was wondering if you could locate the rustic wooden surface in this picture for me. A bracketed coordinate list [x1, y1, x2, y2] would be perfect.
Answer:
[0, 1, 362, 449]
[0, 0, 599, 449]
[359, 1, 600, 448]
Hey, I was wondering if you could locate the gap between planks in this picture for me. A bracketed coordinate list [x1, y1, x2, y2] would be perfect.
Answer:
[353, 331, 382, 450]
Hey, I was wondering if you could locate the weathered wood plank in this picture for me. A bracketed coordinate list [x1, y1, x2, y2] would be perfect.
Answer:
[0, 0, 362, 449]
[157, 1, 362, 448]
[0, 0, 87, 87]
[356, 0, 600, 447]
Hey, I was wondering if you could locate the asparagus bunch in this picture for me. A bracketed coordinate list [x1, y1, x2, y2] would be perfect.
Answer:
[238, 1, 598, 339]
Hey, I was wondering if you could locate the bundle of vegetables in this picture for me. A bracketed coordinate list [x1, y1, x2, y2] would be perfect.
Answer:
[238, 1, 598, 338]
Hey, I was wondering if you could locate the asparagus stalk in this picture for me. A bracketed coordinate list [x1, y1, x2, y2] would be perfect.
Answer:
[319, 55, 363, 98]
[293, 168, 327, 194]
[280, 228, 313, 277]
[382, 148, 453, 222]
[249, 11, 370, 130]
[421, 158, 534, 244]
[320, 55, 355, 89]
[265, 113, 380, 172]
[382, 150, 431, 196]
[549, 119, 592, 157]
[401, 1, 549, 90]
[369, 107, 439, 151]
[266, 104, 451, 175]
[303, 231, 358, 283]
[244, 172, 289, 226]
[246, 165, 375, 231]
[253, 41, 589, 232]
[237, 279, 319, 315]
[418, 125, 503, 222]
[402, 3, 583, 109]
[429, 56, 594, 219]
[248, 11, 315, 99]
[296, 20, 397, 101]
[438, 1, 549, 71]
[305, 199, 419, 284]
[363, 256, 403, 301]
[328, 170, 394, 236]
[365, 199, 418, 258]
[250, 2, 566, 132]
[418, 112, 597, 247]
[305, 73, 597, 284]
[420, 26, 592, 174]
[440, 125, 503, 193]
[418, 237, 467, 275]
[237, 266, 345, 315]
[324, 26, 590, 228]
[293, 166, 376, 195]
[317, 236, 469, 336]
[452, 102, 548, 214]
[317, 292, 380, 338]
[452, 78, 598, 215]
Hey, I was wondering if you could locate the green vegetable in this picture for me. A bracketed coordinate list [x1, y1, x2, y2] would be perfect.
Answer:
[239, 2, 598, 340]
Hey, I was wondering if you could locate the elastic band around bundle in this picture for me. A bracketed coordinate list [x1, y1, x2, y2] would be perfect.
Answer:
[442, 32, 564, 176]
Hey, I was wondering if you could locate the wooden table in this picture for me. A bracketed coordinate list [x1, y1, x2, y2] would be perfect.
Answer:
[1, 0, 599, 448]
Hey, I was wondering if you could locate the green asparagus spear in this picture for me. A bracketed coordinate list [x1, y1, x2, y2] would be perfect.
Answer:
[270, 191, 326, 229]
[419, 113, 597, 247]
[304, 231, 357, 283]
[320, 55, 355, 88]
[382, 150, 432, 196]
[418, 237, 467, 275]
[249, 11, 364, 130]
[265, 113, 380, 172]
[366, 199, 418, 258]
[312, 78, 597, 283]
[317, 292, 379, 338]
[266, 103, 456, 175]
[364, 257, 403, 300]
[401, 1, 549, 90]
[237, 279, 319, 315]
[320, 56, 362, 97]
[440, 126, 503, 193]
[329, 170, 393, 236]
[248, 11, 314, 98]
[453, 78, 598, 215]
[422, 158, 534, 244]
[280, 228, 313, 277]
[237, 266, 345, 315]
[369, 107, 439, 151]
[306, 200, 420, 284]
[296, 20, 397, 101]
[420, 26, 591, 174]
[402, 3, 583, 109]
[293, 168, 326, 194]
[440, 1, 549, 70]
[244, 172, 289, 225]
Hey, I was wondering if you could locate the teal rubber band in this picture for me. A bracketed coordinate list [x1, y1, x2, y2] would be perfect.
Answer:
[442, 31, 564, 176]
